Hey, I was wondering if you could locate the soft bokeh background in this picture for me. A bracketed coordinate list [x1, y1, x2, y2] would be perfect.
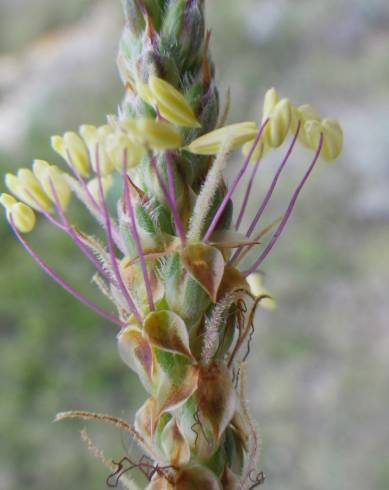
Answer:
[0, 1, 388, 489]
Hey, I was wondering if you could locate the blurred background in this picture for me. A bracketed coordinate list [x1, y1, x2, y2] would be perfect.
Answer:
[0, 1, 388, 489]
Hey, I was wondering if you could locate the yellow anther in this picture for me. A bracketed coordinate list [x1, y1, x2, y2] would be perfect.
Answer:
[0, 193, 17, 211]
[148, 76, 200, 128]
[292, 104, 321, 147]
[136, 81, 155, 106]
[297, 104, 321, 122]
[51, 132, 90, 178]
[304, 120, 323, 150]
[124, 118, 182, 150]
[246, 273, 277, 311]
[5, 169, 51, 212]
[186, 122, 258, 155]
[105, 132, 145, 170]
[79, 125, 114, 176]
[321, 119, 343, 161]
[9, 202, 36, 233]
[267, 98, 292, 148]
[33, 160, 71, 210]
[242, 139, 269, 163]
[262, 87, 280, 120]
[87, 175, 113, 203]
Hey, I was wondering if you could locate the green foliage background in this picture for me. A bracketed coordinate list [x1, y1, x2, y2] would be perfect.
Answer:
[1, 1, 389, 489]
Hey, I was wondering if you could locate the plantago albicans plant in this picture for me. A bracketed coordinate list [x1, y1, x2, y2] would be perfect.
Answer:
[1, 1, 343, 488]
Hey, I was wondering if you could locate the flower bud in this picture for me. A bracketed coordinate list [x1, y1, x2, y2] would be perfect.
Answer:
[5, 169, 51, 212]
[186, 122, 258, 155]
[122, 0, 146, 36]
[162, 0, 205, 69]
[148, 76, 200, 128]
[33, 160, 71, 210]
[9, 202, 36, 233]
[79, 125, 115, 175]
[51, 132, 90, 178]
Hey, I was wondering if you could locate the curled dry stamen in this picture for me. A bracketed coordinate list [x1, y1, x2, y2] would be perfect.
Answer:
[247, 470, 266, 489]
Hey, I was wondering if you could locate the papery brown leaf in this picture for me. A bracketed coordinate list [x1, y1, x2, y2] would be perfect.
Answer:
[117, 326, 156, 392]
[196, 362, 236, 440]
[157, 365, 199, 415]
[181, 242, 225, 302]
[134, 397, 159, 441]
[144, 310, 194, 360]
[221, 466, 239, 490]
[217, 267, 249, 300]
[175, 465, 222, 490]
[230, 411, 249, 452]
[145, 475, 174, 490]
[161, 417, 191, 466]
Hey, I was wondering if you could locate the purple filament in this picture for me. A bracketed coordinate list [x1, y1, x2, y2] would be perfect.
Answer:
[246, 121, 301, 239]
[48, 179, 111, 281]
[150, 153, 186, 244]
[9, 218, 124, 328]
[229, 122, 301, 265]
[203, 119, 270, 242]
[122, 152, 155, 311]
[234, 151, 263, 231]
[166, 152, 186, 244]
[244, 133, 324, 276]
[95, 145, 142, 324]
[65, 149, 125, 254]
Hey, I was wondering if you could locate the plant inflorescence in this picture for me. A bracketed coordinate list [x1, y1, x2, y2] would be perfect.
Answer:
[1, 1, 342, 489]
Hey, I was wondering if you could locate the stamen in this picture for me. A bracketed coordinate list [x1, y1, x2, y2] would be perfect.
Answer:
[229, 122, 300, 266]
[9, 218, 124, 328]
[24, 187, 66, 231]
[246, 121, 301, 239]
[122, 151, 155, 311]
[166, 151, 186, 244]
[203, 119, 269, 242]
[229, 215, 282, 267]
[244, 133, 324, 276]
[95, 144, 142, 324]
[150, 152, 186, 244]
[235, 150, 263, 231]
[66, 149, 125, 254]
[48, 179, 111, 281]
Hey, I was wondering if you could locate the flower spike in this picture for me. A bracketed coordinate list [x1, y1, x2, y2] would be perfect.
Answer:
[1, 3, 344, 488]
